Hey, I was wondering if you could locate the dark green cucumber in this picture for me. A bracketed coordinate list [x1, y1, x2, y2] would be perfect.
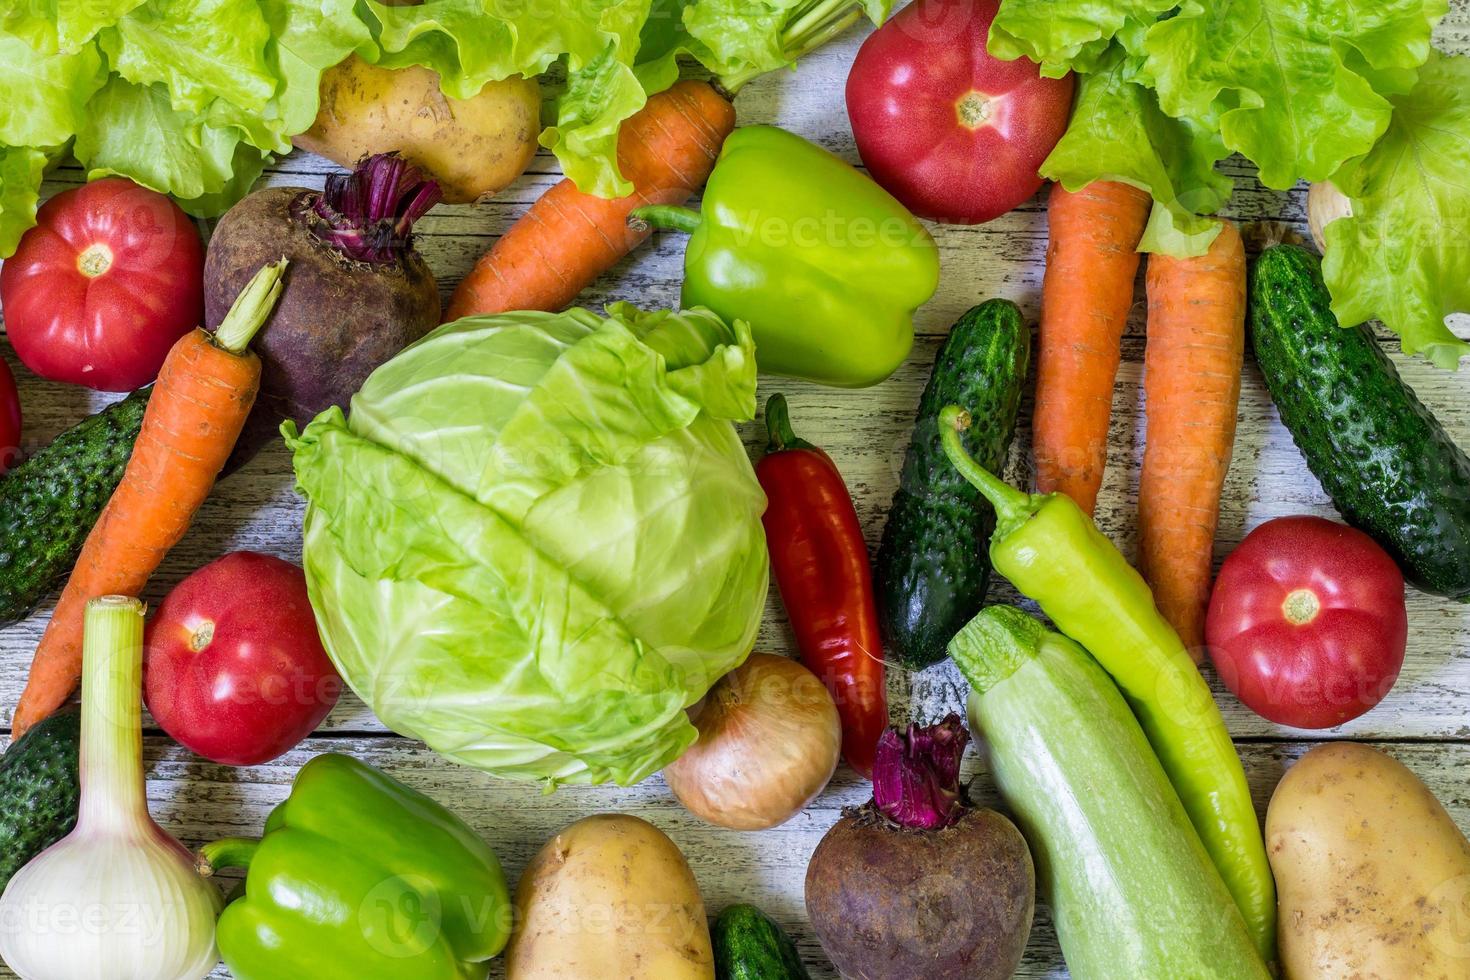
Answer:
[875, 299, 1030, 668]
[712, 904, 810, 980]
[0, 387, 150, 623]
[0, 708, 81, 891]
[1250, 245, 1470, 598]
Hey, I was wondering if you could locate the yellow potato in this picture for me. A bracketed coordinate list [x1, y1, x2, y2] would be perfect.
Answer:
[1267, 742, 1470, 979]
[507, 814, 715, 979]
[296, 55, 540, 203]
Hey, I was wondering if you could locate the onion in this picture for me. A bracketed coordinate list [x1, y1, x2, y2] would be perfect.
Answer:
[0, 597, 221, 979]
[1307, 180, 1353, 251]
[664, 653, 841, 830]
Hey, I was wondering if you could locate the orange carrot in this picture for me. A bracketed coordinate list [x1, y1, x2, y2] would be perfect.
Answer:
[1138, 221, 1246, 660]
[445, 80, 737, 321]
[12, 261, 286, 737]
[1033, 180, 1152, 515]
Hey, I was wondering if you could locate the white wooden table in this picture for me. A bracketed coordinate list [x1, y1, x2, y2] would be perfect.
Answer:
[5, 9, 1470, 975]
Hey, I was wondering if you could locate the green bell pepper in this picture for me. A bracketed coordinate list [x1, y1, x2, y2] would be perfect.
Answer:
[633, 125, 939, 388]
[937, 405, 1277, 967]
[198, 753, 510, 980]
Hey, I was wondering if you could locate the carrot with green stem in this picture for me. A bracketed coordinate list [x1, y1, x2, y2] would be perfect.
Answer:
[444, 0, 868, 321]
[12, 260, 287, 737]
[1138, 220, 1246, 659]
[1033, 181, 1152, 515]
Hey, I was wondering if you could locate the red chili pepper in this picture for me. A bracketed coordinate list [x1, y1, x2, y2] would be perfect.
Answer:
[757, 394, 888, 778]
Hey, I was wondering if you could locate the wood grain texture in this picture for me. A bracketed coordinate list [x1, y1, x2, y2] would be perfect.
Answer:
[3, 4, 1470, 977]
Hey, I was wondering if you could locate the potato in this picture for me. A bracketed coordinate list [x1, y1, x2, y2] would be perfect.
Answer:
[296, 55, 540, 203]
[1267, 742, 1470, 979]
[507, 814, 714, 979]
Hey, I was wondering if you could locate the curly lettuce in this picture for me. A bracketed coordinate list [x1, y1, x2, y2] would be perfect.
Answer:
[1039, 44, 1229, 256]
[0, 0, 885, 252]
[1323, 52, 1470, 369]
[990, 0, 1462, 362]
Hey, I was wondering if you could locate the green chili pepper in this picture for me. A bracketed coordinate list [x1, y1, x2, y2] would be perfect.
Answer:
[632, 125, 939, 388]
[198, 753, 511, 980]
[938, 405, 1276, 965]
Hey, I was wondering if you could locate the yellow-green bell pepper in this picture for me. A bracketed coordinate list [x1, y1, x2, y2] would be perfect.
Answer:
[633, 125, 940, 388]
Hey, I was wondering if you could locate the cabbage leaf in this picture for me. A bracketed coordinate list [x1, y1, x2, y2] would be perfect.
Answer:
[286, 305, 768, 787]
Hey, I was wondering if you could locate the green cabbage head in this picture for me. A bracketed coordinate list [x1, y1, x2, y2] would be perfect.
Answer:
[285, 304, 768, 787]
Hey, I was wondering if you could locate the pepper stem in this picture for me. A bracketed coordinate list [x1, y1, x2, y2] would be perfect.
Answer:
[938, 405, 1032, 521]
[213, 258, 288, 354]
[628, 205, 702, 236]
[195, 838, 262, 877]
[764, 394, 816, 453]
[718, 0, 866, 94]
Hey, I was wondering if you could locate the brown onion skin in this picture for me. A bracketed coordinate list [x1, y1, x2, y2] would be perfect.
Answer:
[663, 653, 841, 831]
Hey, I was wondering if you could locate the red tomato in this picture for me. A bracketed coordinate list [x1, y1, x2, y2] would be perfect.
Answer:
[1206, 516, 1407, 729]
[144, 552, 341, 766]
[0, 358, 19, 475]
[845, 0, 1075, 224]
[0, 178, 204, 392]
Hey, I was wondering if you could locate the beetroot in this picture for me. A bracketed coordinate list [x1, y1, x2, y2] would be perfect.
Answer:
[805, 715, 1035, 979]
[204, 154, 441, 471]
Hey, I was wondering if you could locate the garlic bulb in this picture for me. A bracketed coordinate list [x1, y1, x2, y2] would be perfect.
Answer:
[1306, 181, 1353, 251]
[0, 597, 221, 980]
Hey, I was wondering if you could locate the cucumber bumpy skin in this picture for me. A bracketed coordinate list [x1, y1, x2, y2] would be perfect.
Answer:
[1250, 245, 1470, 598]
[0, 709, 81, 892]
[0, 387, 150, 623]
[875, 299, 1030, 669]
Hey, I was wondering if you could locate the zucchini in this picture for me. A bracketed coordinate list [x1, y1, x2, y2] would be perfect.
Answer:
[0, 708, 81, 892]
[875, 299, 1029, 668]
[712, 904, 809, 980]
[1251, 245, 1470, 598]
[0, 388, 149, 623]
[949, 607, 1269, 980]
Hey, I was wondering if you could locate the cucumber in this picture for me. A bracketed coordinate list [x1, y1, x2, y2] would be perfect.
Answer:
[0, 708, 81, 892]
[950, 607, 1269, 980]
[0, 388, 150, 624]
[1251, 245, 1470, 598]
[712, 904, 810, 980]
[875, 299, 1029, 669]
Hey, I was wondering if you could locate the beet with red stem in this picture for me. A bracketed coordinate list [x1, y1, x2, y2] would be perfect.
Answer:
[204, 153, 443, 472]
[805, 715, 1035, 980]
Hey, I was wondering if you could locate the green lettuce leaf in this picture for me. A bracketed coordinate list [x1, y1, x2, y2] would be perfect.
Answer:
[205, 0, 374, 153]
[0, 0, 146, 54]
[1143, 0, 1446, 187]
[98, 0, 275, 117]
[1323, 51, 1470, 369]
[287, 305, 767, 787]
[1040, 45, 1230, 255]
[988, 0, 1173, 78]
[363, 0, 654, 195]
[0, 147, 49, 256]
[362, 0, 564, 99]
[72, 76, 252, 207]
[542, 45, 650, 197]
[0, 35, 105, 147]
